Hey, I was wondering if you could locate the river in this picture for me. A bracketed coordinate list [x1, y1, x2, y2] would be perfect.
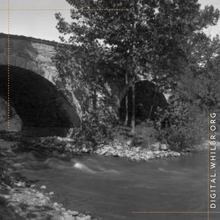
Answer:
[4, 141, 220, 220]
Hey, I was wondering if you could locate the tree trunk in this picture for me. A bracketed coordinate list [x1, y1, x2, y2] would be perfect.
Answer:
[124, 72, 129, 126]
[130, 8, 137, 135]
[91, 64, 98, 125]
[92, 64, 97, 111]
[148, 86, 158, 120]
[131, 74, 135, 134]
[93, 88, 97, 111]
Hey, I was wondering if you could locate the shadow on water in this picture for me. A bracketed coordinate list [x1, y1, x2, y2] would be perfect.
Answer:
[8, 147, 220, 220]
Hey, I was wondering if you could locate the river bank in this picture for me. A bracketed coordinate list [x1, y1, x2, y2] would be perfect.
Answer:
[0, 138, 100, 220]
[0, 132, 188, 162]
[31, 136, 191, 161]
[1, 134, 217, 220]
[1, 131, 197, 163]
[0, 185, 94, 220]
[0, 132, 215, 220]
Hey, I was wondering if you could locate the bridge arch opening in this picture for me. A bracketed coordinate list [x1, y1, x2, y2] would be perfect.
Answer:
[119, 80, 168, 125]
[0, 65, 80, 136]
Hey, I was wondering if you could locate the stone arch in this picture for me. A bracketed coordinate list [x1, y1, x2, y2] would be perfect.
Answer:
[0, 65, 80, 136]
[119, 80, 168, 125]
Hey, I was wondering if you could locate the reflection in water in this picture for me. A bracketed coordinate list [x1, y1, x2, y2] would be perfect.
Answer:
[10, 149, 220, 220]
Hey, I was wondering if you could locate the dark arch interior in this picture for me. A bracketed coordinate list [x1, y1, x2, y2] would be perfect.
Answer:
[119, 80, 168, 125]
[0, 65, 77, 136]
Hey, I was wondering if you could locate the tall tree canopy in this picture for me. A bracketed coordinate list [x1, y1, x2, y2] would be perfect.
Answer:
[55, 0, 219, 133]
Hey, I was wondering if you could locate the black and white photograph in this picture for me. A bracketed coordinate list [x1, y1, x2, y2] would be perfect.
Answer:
[0, 0, 220, 219]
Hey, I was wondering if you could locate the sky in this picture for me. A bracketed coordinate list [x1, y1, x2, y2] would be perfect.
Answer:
[0, 0, 220, 42]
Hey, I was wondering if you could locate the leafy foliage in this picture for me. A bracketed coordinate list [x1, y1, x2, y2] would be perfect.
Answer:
[155, 94, 207, 150]
[54, 0, 220, 151]
[179, 35, 220, 114]
[71, 107, 114, 150]
[132, 120, 158, 147]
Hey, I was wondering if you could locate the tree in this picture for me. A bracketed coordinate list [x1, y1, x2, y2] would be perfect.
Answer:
[55, 0, 219, 136]
[54, 10, 118, 146]
[179, 34, 220, 113]
[155, 33, 220, 150]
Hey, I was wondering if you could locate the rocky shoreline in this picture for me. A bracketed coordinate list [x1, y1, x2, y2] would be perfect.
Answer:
[95, 140, 183, 160]
[0, 185, 94, 220]
[35, 136, 220, 161]
[0, 137, 100, 220]
[0, 132, 199, 162]
[36, 136, 189, 161]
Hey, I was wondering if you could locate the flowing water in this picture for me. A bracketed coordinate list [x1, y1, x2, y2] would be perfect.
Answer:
[3, 140, 220, 220]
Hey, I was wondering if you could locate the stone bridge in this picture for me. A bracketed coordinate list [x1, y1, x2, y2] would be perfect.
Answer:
[0, 33, 80, 136]
[0, 33, 168, 136]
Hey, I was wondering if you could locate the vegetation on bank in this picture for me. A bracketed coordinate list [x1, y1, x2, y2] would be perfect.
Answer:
[53, 0, 220, 152]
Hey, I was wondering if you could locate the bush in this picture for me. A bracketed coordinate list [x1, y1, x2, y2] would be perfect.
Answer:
[70, 105, 115, 150]
[155, 95, 207, 151]
[133, 120, 158, 148]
